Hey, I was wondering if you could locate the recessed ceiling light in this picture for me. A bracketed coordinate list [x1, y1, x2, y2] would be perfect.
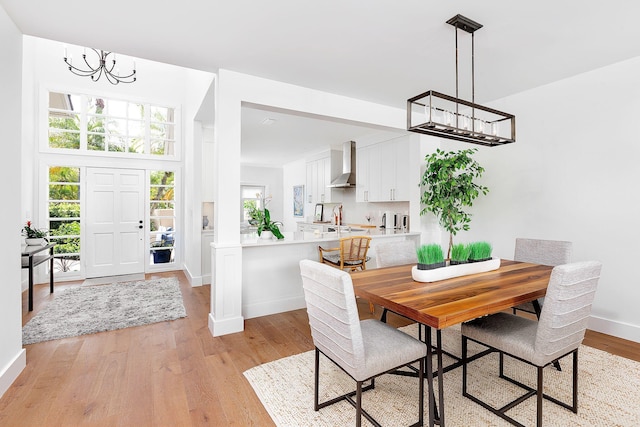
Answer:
[261, 118, 277, 125]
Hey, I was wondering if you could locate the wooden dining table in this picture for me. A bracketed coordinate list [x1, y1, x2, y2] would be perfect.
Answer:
[351, 259, 554, 427]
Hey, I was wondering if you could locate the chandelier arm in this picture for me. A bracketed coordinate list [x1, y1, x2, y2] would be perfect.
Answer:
[105, 70, 120, 85]
[64, 58, 98, 77]
[91, 66, 104, 82]
[63, 48, 136, 84]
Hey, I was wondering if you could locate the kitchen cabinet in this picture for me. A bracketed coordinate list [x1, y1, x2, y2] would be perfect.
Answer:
[306, 150, 342, 209]
[356, 136, 410, 202]
[356, 145, 368, 202]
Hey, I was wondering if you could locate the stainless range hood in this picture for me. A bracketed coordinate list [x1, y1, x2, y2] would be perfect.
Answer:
[328, 141, 356, 188]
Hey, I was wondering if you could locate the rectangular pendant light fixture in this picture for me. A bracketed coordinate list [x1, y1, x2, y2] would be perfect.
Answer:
[407, 15, 516, 146]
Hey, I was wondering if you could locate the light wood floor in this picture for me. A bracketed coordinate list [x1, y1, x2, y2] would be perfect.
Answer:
[1, 271, 638, 426]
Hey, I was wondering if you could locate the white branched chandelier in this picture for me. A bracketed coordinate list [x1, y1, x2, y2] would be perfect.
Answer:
[407, 14, 515, 146]
[64, 47, 137, 85]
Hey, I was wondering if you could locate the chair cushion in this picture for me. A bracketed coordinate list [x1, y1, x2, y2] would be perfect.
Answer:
[462, 313, 546, 365]
[354, 319, 427, 381]
[323, 254, 371, 266]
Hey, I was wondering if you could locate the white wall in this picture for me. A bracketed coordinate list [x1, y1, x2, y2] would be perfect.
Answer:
[282, 159, 306, 232]
[0, 5, 27, 398]
[443, 57, 640, 342]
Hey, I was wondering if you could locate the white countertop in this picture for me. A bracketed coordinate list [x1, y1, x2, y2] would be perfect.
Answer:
[241, 229, 419, 247]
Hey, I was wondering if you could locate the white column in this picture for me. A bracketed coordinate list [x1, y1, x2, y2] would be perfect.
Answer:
[209, 243, 244, 336]
[208, 70, 244, 336]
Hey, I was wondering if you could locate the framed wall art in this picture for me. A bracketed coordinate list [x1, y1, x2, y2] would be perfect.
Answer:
[293, 185, 304, 217]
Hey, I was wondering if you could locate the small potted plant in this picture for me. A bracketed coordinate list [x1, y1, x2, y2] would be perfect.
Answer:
[416, 244, 445, 270]
[248, 193, 284, 240]
[468, 241, 492, 262]
[22, 221, 49, 245]
[450, 243, 471, 265]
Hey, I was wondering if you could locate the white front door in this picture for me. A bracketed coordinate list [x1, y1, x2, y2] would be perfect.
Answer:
[85, 168, 145, 278]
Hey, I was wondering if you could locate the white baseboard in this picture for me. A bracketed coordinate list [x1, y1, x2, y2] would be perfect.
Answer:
[589, 315, 640, 343]
[0, 349, 26, 399]
[182, 265, 203, 287]
[201, 273, 211, 285]
[243, 296, 306, 320]
[208, 313, 244, 336]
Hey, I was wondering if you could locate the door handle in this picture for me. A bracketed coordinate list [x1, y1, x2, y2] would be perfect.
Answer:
[138, 225, 143, 229]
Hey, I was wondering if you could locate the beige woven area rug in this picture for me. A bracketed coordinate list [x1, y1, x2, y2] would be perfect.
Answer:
[244, 324, 640, 426]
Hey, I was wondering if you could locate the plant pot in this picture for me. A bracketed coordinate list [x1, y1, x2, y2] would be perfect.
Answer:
[449, 260, 469, 266]
[25, 238, 46, 246]
[468, 257, 492, 263]
[152, 249, 172, 263]
[260, 230, 274, 240]
[417, 261, 446, 270]
[412, 258, 501, 283]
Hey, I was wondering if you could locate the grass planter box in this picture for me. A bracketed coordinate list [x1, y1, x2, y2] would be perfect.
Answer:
[412, 258, 501, 283]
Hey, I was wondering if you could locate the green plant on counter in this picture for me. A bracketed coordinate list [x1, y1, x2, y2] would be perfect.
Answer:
[419, 148, 489, 259]
[247, 193, 284, 240]
[450, 243, 471, 264]
[468, 241, 492, 261]
[416, 244, 445, 265]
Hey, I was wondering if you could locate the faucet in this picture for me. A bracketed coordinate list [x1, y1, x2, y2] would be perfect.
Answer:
[333, 205, 343, 237]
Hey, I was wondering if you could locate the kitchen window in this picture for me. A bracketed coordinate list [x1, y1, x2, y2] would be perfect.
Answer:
[241, 185, 265, 223]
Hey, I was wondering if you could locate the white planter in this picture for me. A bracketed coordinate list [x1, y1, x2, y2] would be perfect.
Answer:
[25, 237, 46, 246]
[260, 231, 274, 240]
[412, 258, 501, 283]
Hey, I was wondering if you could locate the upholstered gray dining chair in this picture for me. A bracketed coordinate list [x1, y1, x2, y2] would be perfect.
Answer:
[461, 261, 602, 427]
[299, 259, 427, 427]
[374, 240, 418, 323]
[375, 240, 418, 268]
[512, 238, 572, 316]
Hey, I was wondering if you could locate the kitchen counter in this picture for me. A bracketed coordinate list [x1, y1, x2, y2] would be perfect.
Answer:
[240, 229, 421, 319]
[241, 229, 417, 247]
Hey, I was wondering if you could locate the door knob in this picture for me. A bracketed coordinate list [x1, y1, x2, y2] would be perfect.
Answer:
[138, 225, 143, 229]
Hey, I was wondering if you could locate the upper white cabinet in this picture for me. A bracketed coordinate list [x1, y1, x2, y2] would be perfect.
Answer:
[306, 150, 343, 209]
[356, 136, 410, 202]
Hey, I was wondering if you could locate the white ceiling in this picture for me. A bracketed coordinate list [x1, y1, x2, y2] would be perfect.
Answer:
[4, 0, 640, 165]
[241, 105, 400, 167]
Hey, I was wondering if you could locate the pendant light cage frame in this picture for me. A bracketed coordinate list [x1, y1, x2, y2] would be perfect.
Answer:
[407, 14, 516, 146]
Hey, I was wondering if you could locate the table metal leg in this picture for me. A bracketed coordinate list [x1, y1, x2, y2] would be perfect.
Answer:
[436, 329, 445, 426]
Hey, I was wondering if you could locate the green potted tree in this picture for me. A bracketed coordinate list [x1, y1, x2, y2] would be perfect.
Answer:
[420, 148, 489, 259]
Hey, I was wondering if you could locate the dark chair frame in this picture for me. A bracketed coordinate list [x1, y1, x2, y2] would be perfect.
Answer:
[314, 347, 425, 427]
[462, 336, 578, 427]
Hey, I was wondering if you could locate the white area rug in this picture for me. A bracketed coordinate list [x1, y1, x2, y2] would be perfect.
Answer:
[23, 278, 186, 345]
[244, 324, 640, 426]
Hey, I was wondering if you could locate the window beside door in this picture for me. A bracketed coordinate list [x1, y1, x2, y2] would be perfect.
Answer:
[150, 170, 175, 265]
[48, 166, 81, 273]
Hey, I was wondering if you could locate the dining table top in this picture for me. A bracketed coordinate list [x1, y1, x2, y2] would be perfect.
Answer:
[351, 259, 554, 329]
